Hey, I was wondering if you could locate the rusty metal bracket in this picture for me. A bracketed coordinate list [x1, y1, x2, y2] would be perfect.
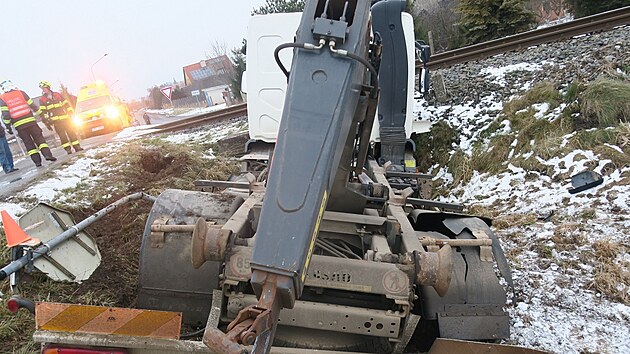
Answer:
[470, 228, 493, 262]
[204, 274, 284, 354]
[202, 325, 249, 354]
[149, 217, 169, 248]
[226, 305, 273, 346]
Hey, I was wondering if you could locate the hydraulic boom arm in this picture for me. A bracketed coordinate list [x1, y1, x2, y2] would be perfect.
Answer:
[203, 0, 380, 353]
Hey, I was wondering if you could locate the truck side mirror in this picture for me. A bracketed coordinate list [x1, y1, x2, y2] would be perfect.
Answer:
[241, 71, 248, 94]
[415, 41, 431, 96]
[415, 40, 431, 63]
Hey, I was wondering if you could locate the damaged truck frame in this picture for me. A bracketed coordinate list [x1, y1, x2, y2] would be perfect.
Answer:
[13, 1, 535, 353]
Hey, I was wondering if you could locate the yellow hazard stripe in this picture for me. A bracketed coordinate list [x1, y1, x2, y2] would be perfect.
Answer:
[35, 302, 182, 339]
[302, 190, 327, 283]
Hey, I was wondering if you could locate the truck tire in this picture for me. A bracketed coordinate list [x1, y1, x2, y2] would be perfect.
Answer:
[137, 189, 241, 326]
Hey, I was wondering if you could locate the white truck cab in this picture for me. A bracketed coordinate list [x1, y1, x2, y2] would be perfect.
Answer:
[244, 12, 431, 148]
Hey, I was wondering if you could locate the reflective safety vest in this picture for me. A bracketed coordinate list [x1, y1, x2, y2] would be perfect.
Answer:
[39, 92, 73, 121]
[0, 90, 37, 129]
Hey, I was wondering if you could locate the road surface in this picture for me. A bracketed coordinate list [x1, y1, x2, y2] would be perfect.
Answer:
[0, 111, 187, 199]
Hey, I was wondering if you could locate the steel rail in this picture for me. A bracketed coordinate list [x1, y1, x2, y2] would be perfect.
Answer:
[152, 103, 247, 133]
[421, 6, 630, 70]
[148, 8, 630, 134]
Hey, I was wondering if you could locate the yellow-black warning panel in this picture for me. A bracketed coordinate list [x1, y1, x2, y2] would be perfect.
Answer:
[36, 302, 182, 339]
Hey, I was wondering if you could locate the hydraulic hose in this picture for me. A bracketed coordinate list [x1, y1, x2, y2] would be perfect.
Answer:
[275, 39, 380, 99]
[0, 192, 156, 281]
[328, 40, 380, 98]
[274, 39, 326, 78]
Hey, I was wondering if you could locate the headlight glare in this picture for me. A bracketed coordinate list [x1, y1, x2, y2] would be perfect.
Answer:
[72, 115, 83, 126]
[106, 106, 120, 119]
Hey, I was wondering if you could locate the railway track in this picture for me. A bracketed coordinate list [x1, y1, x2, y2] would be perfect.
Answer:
[422, 6, 630, 70]
[151, 7, 629, 134]
[152, 103, 247, 133]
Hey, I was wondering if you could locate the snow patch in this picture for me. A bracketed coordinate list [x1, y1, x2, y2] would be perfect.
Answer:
[23, 157, 100, 203]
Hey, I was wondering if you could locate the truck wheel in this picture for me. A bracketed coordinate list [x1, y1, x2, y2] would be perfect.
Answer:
[137, 189, 241, 326]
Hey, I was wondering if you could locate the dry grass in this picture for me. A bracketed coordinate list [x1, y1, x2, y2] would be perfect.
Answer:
[448, 81, 630, 182]
[413, 121, 459, 172]
[587, 239, 630, 304]
[0, 137, 242, 352]
[550, 223, 587, 251]
[590, 262, 630, 304]
[503, 81, 563, 115]
[580, 79, 630, 128]
[492, 213, 538, 229]
[448, 150, 473, 184]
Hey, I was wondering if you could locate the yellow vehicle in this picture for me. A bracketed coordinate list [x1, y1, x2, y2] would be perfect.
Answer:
[72, 81, 133, 137]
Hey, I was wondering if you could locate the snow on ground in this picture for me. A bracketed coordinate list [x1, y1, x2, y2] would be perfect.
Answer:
[162, 129, 213, 144]
[23, 157, 102, 204]
[146, 103, 227, 118]
[422, 60, 630, 353]
[415, 93, 504, 154]
[445, 157, 630, 353]
[162, 118, 247, 145]
[112, 125, 161, 141]
[1, 106, 242, 221]
[0, 202, 26, 219]
[480, 62, 544, 86]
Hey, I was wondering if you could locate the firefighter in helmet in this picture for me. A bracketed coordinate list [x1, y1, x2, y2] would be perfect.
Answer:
[38, 80, 83, 154]
[0, 80, 56, 167]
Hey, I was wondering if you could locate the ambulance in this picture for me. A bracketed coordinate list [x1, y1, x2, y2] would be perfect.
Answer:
[72, 81, 133, 137]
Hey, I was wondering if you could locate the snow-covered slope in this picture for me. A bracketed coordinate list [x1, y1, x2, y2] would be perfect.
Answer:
[415, 25, 630, 354]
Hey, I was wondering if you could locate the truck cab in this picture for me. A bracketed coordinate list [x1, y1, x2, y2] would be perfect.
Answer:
[243, 11, 432, 168]
[72, 81, 133, 137]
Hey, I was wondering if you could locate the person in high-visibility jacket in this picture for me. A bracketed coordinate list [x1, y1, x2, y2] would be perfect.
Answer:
[38, 81, 83, 154]
[0, 80, 56, 167]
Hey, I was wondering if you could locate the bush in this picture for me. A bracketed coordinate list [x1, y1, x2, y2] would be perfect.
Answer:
[458, 0, 535, 44]
[579, 79, 630, 128]
[566, 0, 629, 18]
[504, 81, 563, 115]
[413, 121, 459, 171]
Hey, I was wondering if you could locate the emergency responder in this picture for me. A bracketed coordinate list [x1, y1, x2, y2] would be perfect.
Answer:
[38, 81, 83, 154]
[0, 80, 56, 167]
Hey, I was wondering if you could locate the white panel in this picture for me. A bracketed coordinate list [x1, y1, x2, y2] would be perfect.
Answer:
[246, 12, 430, 144]
[246, 13, 302, 142]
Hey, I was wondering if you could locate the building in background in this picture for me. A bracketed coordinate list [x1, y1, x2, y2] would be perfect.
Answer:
[182, 55, 234, 107]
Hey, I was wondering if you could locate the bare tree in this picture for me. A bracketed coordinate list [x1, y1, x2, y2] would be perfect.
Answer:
[528, 0, 567, 22]
[412, 0, 465, 52]
[206, 39, 230, 59]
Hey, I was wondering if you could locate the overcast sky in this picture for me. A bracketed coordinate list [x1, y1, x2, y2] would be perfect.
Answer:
[1, 1, 266, 100]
